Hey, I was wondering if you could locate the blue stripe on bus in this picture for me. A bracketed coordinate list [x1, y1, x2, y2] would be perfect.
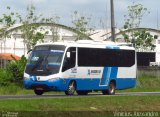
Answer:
[106, 46, 120, 49]
[100, 67, 118, 86]
[110, 67, 118, 78]
[99, 46, 119, 86]
[100, 67, 110, 85]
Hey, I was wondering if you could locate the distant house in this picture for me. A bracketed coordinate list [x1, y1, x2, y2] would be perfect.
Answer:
[90, 28, 160, 66]
[0, 23, 92, 57]
[0, 53, 21, 68]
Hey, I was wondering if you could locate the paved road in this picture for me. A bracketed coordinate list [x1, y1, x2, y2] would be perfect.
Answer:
[0, 92, 160, 99]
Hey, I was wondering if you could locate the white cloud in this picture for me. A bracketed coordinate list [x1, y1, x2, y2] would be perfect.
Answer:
[0, 0, 160, 29]
[70, 0, 91, 5]
[24, 0, 46, 4]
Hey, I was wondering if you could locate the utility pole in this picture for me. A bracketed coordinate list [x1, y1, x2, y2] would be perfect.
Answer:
[110, 0, 115, 42]
[157, 9, 159, 29]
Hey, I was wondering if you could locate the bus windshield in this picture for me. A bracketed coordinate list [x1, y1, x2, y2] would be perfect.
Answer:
[28, 50, 64, 65]
[25, 50, 64, 76]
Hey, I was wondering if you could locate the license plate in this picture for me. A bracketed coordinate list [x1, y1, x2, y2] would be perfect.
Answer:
[36, 87, 43, 90]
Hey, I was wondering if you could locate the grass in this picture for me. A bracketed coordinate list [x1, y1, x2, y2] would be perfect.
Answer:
[118, 74, 160, 92]
[0, 96, 159, 117]
[0, 85, 64, 95]
[0, 96, 159, 111]
[0, 85, 34, 95]
[137, 74, 160, 88]
[135, 74, 160, 91]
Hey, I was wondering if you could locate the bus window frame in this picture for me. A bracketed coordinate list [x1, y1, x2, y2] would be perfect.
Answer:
[62, 47, 76, 72]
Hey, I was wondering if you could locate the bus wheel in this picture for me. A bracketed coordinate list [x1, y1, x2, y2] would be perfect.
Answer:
[65, 81, 76, 95]
[34, 90, 44, 95]
[102, 81, 116, 95]
[77, 91, 88, 95]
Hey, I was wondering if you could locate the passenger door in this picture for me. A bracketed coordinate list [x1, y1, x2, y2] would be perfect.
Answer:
[62, 47, 77, 78]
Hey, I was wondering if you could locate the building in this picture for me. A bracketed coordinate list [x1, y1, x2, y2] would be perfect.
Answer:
[1, 23, 160, 66]
[0, 23, 91, 57]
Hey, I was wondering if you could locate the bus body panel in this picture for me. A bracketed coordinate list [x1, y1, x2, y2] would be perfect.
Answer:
[23, 41, 137, 93]
[24, 66, 136, 91]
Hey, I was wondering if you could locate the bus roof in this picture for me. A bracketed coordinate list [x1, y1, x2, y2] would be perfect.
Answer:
[36, 40, 135, 50]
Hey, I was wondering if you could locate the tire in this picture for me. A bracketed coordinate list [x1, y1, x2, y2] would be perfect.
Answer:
[77, 91, 88, 95]
[65, 81, 76, 95]
[102, 81, 116, 95]
[34, 90, 44, 95]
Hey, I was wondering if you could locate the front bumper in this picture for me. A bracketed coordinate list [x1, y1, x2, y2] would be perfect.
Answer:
[23, 79, 62, 91]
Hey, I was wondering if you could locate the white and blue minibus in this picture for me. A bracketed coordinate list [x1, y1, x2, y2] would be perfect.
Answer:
[23, 40, 137, 95]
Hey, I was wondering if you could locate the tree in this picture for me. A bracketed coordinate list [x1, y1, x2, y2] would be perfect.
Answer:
[44, 16, 60, 42]
[17, 5, 46, 52]
[71, 11, 94, 40]
[0, 6, 16, 67]
[121, 3, 157, 50]
[0, 6, 16, 49]
[134, 29, 157, 51]
[124, 3, 149, 30]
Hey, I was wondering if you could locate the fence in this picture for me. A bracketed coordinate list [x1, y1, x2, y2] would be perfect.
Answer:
[138, 66, 160, 78]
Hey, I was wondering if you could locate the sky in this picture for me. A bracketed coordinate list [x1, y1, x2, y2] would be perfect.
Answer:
[0, 0, 160, 29]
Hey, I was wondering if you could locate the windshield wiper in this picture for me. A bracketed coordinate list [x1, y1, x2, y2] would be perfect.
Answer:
[31, 57, 44, 71]
[32, 52, 51, 71]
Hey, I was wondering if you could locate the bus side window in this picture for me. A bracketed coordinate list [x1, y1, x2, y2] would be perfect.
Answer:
[62, 47, 76, 72]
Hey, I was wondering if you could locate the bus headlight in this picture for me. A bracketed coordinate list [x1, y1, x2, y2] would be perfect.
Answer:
[48, 78, 59, 82]
[24, 76, 29, 80]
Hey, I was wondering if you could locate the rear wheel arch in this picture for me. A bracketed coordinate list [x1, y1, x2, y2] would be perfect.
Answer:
[110, 80, 116, 87]
[68, 80, 77, 89]
[102, 80, 116, 95]
[108, 80, 116, 95]
[65, 80, 77, 95]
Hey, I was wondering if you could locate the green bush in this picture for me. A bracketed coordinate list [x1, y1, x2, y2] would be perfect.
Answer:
[0, 69, 13, 86]
[0, 55, 27, 86]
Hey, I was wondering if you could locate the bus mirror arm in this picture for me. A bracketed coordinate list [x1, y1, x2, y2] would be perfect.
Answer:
[27, 49, 32, 54]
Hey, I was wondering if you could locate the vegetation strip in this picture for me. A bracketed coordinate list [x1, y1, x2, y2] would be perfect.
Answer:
[0, 96, 159, 111]
[0, 95, 159, 117]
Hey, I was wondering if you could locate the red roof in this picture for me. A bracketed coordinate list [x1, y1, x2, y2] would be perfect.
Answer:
[0, 53, 21, 60]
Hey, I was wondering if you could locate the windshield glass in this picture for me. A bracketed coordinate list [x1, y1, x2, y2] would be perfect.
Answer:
[28, 50, 63, 65]
[26, 50, 64, 76]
